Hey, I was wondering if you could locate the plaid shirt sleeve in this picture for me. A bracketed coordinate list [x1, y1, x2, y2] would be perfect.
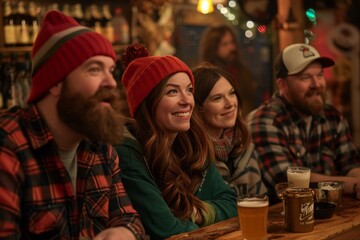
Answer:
[0, 134, 23, 238]
[106, 146, 146, 240]
[327, 109, 360, 175]
[246, 111, 291, 189]
[0, 106, 147, 239]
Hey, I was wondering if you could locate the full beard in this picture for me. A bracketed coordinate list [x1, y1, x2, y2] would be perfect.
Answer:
[291, 88, 326, 116]
[57, 83, 125, 144]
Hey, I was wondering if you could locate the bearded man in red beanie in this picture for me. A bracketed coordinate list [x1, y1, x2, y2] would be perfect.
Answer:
[0, 10, 145, 240]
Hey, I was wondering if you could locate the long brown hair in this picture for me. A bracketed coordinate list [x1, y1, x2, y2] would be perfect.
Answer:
[192, 63, 250, 156]
[133, 74, 214, 220]
[199, 25, 239, 66]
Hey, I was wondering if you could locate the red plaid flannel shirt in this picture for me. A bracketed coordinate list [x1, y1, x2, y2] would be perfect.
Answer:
[0, 105, 145, 239]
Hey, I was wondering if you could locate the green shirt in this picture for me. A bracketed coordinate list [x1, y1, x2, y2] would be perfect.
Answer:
[114, 128, 237, 240]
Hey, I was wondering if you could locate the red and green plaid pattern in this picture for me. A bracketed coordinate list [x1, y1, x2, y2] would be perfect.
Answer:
[0, 105, 145, 239]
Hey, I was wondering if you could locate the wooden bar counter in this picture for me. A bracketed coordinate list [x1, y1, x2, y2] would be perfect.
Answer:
[167, 196, 360, 240]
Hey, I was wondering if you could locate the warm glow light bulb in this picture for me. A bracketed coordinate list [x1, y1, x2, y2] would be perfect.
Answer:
[197, 0, 214, 14]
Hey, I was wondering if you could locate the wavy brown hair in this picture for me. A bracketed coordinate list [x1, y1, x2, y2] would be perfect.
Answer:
[133, 74, 214, 220]
[199, 25, 239, 66]
[192, 63, 250, 157]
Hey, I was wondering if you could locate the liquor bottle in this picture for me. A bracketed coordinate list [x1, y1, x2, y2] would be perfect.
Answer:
[28, 2, 39, 44]
[47, 3, 59, 11]
[131, 5, 140, 44]
[15, 1, 31, 46]
[112, 7, 129, 45]
[102, 4, 114, 43]
[88, 4, 102, 34]
[3, 0, 16, 46]
[62, 3, 71, 16]
[71, 3, 86, 26]
[0, 53, 16, 109]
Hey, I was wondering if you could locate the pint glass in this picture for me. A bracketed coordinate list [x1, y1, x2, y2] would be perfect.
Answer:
[287, 166, 311, 188]
[237, 194, 268, 240]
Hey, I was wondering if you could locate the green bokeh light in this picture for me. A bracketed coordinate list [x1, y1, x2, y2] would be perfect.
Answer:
[306, 8, 316, 21]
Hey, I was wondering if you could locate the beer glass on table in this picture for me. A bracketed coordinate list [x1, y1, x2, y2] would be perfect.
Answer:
[237, 194, 268, 240]
[287, 166, 311, 188]
[275, 182, 291, 215]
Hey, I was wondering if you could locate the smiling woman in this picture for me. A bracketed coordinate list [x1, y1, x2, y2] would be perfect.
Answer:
[192, 63, 267, 197]
[113, 43, 237, 240]
[155, 72, 194, 134]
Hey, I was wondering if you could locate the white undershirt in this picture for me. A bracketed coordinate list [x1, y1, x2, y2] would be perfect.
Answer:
[58, 147, 78, 192]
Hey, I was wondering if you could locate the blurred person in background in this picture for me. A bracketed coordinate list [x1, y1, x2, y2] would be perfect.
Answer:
[0, 10, 145, 239]
[199, 25, 255, 115]
[246, 43, 360, 204]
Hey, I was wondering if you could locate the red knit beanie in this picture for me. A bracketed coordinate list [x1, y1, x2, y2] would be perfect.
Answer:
[121, 43, 194, 117]
[27, 10, 116, 103]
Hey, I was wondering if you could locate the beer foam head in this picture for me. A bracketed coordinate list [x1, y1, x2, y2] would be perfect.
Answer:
[237, 199, 269, 208]
[288, 170, 310, 179]
[321, 185, 336, 190]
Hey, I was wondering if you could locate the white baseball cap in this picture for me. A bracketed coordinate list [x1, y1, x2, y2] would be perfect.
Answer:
[274, 43, 334, 78]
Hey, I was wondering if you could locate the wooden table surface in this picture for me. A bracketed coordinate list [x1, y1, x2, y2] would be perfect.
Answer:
[167, 196, 360, 240]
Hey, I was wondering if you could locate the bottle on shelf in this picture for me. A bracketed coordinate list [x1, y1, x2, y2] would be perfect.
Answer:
[14, 1, 31, 46]
[71, 3, 88, 26]
[112, 7, 129, 45]
[3, 0, 16, 46]
[88, 4, 102, 34]
[102, 4, 114, 43]
[0, 53, 16, 109]
[84, 6, 91, 27]
[28, 2, 39, 44]
[71, 3, 86, 26]
[131, 5, 140, 44]
[62, 3, 71, 16]
[47, 3, 59, 12]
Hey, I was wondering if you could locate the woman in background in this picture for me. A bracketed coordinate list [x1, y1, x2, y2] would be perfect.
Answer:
[114, 44, 237, 240]
[192, 63, 266, 196]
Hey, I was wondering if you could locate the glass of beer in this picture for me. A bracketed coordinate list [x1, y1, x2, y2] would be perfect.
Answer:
[237, 194, 268, 240]
[287, 166, 311, 188]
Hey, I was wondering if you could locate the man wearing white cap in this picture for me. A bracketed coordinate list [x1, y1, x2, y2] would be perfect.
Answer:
[246, 43, 360, 204]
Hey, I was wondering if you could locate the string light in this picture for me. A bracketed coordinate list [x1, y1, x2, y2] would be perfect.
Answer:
[304, 8, 317, 44]
[258, 25, 266, 33]
[305, 8, 316, 23]
[197, 0, 214, 14]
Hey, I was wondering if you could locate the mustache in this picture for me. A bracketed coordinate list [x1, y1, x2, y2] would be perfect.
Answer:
[92, 88, 120, 102]
[305, 88, 323, 97]
[91, 88, 122, 111]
